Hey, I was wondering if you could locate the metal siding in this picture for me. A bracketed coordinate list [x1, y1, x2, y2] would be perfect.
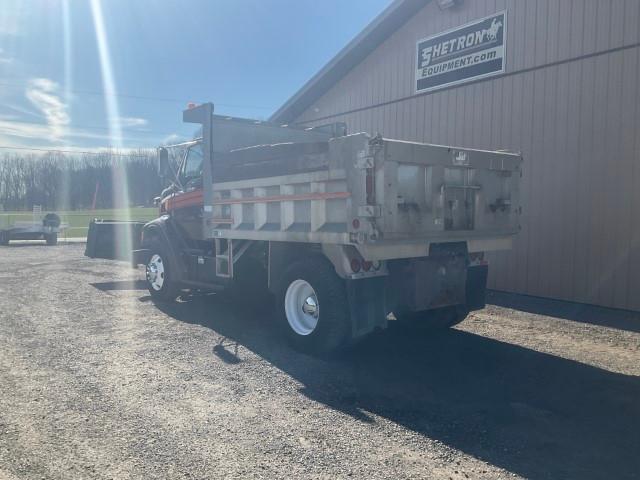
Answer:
[535, 0, 549, 66]
[292, 0, 640, 310]
[573, 57, 596, 305]
[583, 0, 598, 55]
[591, 53, 609, 306]
[629, 47, 640, 311]
[556, 62, 575, 297]
[569, 0, 585, 59]
[565, 59, 582, 302]
[623, 0, 640, 46]
[509, 71, 527, 293]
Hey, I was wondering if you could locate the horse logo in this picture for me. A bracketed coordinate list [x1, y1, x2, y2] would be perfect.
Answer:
[485, 18, 503, 41]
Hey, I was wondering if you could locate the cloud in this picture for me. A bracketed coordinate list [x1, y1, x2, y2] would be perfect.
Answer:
[116, 116, 148, 128]
[24, 78, 70, 141]
[0, 119, 51, 139]
[0, 78, 156, 151]
[0, 141, 155, 157]
[3, 103, 45, 120]
[161, 133, 187, 145]
[0, 119, 154, 144]
[0, 2, 24, 37]
[0, 22, 20, 37]
[0, 47, 12, 64]
[0, 120, 94, 142]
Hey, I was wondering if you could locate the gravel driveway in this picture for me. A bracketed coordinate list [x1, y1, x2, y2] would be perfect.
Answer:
[0, 244, 639, 479]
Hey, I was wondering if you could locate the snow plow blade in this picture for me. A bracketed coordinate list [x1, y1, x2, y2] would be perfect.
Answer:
[84, 219, 145, 261]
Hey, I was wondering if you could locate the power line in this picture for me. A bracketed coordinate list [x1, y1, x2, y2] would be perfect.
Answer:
[0, 80, 274, 111]
[0, 145, 156, 157]
[0, 118, 188, 138]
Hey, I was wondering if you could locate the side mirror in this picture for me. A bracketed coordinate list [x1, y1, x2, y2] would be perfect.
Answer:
[158, 147, 170, 180]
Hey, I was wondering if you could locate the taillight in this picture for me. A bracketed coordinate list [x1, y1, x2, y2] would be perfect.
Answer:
[469, 252, 488, 266]
[350, 258, 361, 273]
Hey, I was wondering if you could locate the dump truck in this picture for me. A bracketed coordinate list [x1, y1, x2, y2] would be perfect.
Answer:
[87, 102, 522, 354]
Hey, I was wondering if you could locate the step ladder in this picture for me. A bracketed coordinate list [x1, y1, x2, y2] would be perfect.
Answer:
[214, 238, 233, 278]
[214, 239, 252, 278]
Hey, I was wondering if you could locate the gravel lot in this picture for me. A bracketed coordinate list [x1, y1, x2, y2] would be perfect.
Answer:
[1, 244, 639, 479]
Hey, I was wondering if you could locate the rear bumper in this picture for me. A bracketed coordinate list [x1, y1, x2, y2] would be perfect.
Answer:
[387, 259, 488, 314]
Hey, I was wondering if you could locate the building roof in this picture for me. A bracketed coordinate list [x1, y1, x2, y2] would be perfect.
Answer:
[269, 0, 431, 124]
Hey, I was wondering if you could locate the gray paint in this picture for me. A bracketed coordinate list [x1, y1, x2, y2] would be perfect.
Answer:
[285, 0, 640, 311]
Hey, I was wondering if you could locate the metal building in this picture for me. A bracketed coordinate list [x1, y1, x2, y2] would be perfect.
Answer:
[271, 0, 640, 311]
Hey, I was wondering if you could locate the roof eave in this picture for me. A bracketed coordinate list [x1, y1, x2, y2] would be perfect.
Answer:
[270, 0, 431, 125]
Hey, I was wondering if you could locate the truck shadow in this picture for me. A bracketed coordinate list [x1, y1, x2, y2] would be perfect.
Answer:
[91, 279, 148, 291]
[155, 294, 640, 480]
[488, 290, 640, 334]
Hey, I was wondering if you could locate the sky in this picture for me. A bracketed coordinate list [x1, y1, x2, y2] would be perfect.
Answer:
[0, 0, 391, 153]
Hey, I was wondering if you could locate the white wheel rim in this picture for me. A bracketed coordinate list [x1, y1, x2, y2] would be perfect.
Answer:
[284, 279, 319, 336]
[146, 254, 165, 291]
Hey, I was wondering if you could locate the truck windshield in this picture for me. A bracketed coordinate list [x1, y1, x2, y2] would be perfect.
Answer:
[181, 144, 203, 184]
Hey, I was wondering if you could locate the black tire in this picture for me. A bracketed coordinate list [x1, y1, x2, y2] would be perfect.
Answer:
[0, 232, 9, 246]
[394, 305, 469, 331]
[42, 213, 61, 228]
[277, 257, 351, 355]
[45, 233, 57, 246]
[145, 246, 179, 302]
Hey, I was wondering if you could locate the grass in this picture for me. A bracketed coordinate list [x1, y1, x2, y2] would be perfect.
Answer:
[0, 207, 159, 238]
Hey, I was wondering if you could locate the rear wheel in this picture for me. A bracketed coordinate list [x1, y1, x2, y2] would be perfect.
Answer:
[0, 232, 9, 246]
[45, 233, 57, 246]
[145, 248, 179, 301]
[277, 257, 350, 355]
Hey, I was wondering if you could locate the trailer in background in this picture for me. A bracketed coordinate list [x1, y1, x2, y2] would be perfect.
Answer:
[0, 207, 64, 246]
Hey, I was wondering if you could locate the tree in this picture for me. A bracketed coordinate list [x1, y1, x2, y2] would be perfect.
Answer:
[0, 149, 160, 211]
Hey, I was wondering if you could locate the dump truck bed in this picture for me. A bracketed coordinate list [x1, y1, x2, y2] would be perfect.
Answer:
[201, 131, 521, 260]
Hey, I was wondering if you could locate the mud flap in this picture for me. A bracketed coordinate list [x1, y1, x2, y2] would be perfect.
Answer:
[346, 276, 387, 338]
[466, 265, 488, 311]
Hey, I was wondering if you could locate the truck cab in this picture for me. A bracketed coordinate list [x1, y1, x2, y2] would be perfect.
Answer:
[159, 142, 205, 241]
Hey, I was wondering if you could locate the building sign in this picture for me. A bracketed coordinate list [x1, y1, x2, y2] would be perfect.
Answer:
[415, 11, 506, 93]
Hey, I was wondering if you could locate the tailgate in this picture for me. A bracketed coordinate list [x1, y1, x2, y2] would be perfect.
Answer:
[372, 138, 522, 240]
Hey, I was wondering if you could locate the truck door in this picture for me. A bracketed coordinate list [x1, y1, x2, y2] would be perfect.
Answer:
[168, 143, 205, 241]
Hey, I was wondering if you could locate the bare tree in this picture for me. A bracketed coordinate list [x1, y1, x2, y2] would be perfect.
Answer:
[0, 149, 159, 211]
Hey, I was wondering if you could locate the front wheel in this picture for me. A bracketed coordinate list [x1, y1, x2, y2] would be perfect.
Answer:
[277, 257, 351, 355]
[145, 248, 179, 302]
[0, 232, 9, 246]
